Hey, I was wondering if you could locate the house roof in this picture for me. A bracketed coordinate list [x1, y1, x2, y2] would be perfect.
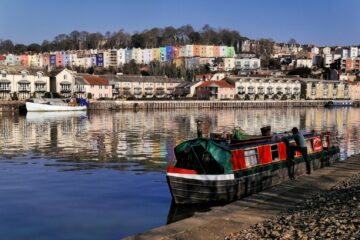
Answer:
[106, 75, 184, 84]
[83, 75, 109, 85]
[197, 80, 234, 88]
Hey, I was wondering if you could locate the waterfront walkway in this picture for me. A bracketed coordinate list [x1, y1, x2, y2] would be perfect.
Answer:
[126, 154, 360, 240]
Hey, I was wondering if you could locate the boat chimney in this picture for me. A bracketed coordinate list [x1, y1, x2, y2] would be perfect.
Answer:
[196, 120, 203, 138]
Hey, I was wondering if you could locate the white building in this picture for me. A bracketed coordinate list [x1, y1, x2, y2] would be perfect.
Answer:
[311, 47, 320, 55]
[220, 46, 227, 57]
[223, 58, 235, 71]
[0, 69, 50, 100]
[324, 54, 333, 68]
[143, 49, 153, 64]
[185, 45, 193, 57]
[342, 48, 349, 58]
[322, 47, 331, 55]
[116, 49, 126, 66]
[296, 59, 313, 68]
[230, 76, 301, 100]
[350, 47, 358, 58]
[235, 58, 261, 70]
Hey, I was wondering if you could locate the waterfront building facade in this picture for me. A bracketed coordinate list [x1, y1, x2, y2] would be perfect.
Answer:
[230, 76, 301, 100]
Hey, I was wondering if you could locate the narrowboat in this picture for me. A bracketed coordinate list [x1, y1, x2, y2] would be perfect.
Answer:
[166, 126, 340, 205]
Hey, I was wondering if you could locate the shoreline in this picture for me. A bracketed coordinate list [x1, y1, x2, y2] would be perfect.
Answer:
[0, 100, 355, 112]
[125, 154, 360, 240]
[90, 100, 333, 110]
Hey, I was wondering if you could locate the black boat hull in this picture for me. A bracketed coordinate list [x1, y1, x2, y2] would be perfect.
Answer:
[167, 149, 340, 204]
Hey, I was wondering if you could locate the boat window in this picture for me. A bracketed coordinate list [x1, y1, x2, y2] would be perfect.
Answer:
[322, 136, 328, 148]
[306, 139, 314, 154]
[271, 144, 279, 161]
[244, 149, 258, 167]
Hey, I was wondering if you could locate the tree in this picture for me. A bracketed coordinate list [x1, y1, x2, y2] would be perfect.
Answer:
[13, 44, 27, 54]
[27, 43, 42, 53]
[86, 66, 94, 74]
[288, 67, 312, 78]
[287, 38, 298, 45]
[0, 40, 14, 53]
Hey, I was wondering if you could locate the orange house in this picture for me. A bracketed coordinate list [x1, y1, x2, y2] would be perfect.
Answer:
[345, 58, 353, 72]
[20, 55, 28, 66]
[173, 46, 180, 59]
[56, 53, 63, 67]
[213, 46, 220, 57]
[43, 54, 50, 67]
[193, 44, 201, 57]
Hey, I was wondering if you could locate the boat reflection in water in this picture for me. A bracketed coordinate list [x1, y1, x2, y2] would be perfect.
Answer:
[26, 111, 88, 123]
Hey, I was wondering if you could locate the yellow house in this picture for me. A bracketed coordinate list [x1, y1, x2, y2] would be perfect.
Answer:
[303, 79, 349, 100]
[152, 48, 160, 62]
[206, 45, 214, 57]
[349, 82, 360, 100]
[200, 45, 207, 57]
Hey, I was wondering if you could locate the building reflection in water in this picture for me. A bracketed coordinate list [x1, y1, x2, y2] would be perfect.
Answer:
[0, 107, 359, 171]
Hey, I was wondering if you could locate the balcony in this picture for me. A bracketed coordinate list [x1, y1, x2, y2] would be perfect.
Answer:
[35, 87, 46, 92]
[112, 89, 120, 95]
[0, 80, 11, 92]
[74, 87, 86, 93]
[134, 88, 142, 96]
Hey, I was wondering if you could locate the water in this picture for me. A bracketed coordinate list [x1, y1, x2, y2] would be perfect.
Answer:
[0, 107, 359, 239]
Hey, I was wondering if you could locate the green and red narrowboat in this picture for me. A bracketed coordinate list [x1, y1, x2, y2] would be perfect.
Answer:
[166, 129, 340, 205]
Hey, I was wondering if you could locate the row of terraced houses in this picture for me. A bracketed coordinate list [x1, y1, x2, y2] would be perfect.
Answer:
[0, 45, 238, 70]
[1, 69, 360, 101]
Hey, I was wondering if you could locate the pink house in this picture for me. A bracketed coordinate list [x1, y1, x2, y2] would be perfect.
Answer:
[83, 75, 112, 99]
[56, 53, 63, 67]
[20, 55, 28, 66]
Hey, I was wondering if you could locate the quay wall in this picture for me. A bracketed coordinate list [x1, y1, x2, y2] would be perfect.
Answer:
[0, 101, 25, 112]
[89, 100, 331, 110]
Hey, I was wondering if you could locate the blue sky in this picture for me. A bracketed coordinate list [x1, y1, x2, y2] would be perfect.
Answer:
[1, 0, 359, 46]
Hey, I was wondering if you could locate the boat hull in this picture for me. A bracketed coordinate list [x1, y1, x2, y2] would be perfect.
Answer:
[26, 102, 87, 112]
[167, 149, 340, 205]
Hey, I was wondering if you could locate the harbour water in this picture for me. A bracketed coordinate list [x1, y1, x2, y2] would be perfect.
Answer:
[0, 107, 359, 239]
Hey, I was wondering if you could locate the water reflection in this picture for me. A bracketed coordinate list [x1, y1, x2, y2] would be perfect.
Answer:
[0, 107, 360, 238]
[0, 107, 359, 169]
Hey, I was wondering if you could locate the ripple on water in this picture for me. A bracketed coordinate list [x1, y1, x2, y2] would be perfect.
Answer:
[0, 108, 360, 239]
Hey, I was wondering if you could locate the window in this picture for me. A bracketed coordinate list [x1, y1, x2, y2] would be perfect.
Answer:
[64, 75, 67, 80]
[271, 145, 279, 161]
[244, 149, 258, 167]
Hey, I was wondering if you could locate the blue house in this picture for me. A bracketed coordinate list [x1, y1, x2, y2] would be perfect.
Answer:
[166, 46, 174, 63]
[96, 53, 104, 67]
[50, 55, 56, 66]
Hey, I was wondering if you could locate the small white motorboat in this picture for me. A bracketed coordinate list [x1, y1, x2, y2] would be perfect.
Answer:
[26, 98, 88, 112]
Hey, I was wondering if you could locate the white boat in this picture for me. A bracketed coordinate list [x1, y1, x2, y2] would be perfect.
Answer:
[26, 98, 87, 112]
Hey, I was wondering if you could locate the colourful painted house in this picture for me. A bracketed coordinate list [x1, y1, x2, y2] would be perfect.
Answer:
[55, 53, 63, 67]
[227, 46, 235, 57]
[152, 48, 160, 62]
[200, 45, 207, 57]
[213, 46, 220, 57]
[166, 46, 174, 63]
[20, 55, 28, 66]
[50, 54, 56, 66]
[159, 47, 167, 62]
[193, 44, 201, 57]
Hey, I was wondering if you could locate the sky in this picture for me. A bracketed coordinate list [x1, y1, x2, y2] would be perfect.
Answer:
[0, 0, 359, 46]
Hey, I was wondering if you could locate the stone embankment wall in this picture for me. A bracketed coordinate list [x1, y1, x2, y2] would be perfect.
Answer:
[89, 100, 331, 110]
[0, 101, 25, 112]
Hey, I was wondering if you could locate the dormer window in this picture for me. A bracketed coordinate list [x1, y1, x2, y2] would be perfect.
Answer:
[37, 72, 43, 79]
[64, 74, 67, 80]
[1, 71, 6, 78]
